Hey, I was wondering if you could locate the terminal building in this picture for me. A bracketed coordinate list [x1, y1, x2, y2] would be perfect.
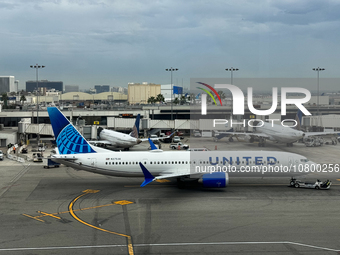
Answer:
[161, 84, 184, 102]
[128, 82, 184, 104]
[0, 103, 339, 146]
[128, 82, 161, 104]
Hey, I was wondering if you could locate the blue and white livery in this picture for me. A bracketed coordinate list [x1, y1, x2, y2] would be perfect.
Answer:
[48, 107, 316, 188]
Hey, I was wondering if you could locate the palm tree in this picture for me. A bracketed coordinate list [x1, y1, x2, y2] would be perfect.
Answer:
[1, 93, 8, 109]
[173, 97, 180, 105]
[180, 95, 187, 105]
[156, 94, 165, 103]
[147, 96, 157, 104]
[20, 95, 26, 105]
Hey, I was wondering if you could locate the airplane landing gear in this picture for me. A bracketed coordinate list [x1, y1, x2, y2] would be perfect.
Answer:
[177, 178, 186, 189]
[331, 137, 338, 145]
[258, 138, 266, 147]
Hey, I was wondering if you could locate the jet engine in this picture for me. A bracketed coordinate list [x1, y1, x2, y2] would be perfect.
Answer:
[97, 127, 103, 139]
[244, 134, 255, 143]
[198, 172, 229, 188]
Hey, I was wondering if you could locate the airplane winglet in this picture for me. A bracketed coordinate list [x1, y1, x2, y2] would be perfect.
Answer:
[139, 162, 155, 187]
[148, 138, 158, 150]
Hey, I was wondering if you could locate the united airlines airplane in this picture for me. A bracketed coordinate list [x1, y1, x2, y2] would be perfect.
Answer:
[48, 107, 315, 188]
[218, 111, 339, 147]
[91, 114, 173, 150]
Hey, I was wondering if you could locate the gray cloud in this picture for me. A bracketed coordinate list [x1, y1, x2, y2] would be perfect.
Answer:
[0, 0, 340, 90]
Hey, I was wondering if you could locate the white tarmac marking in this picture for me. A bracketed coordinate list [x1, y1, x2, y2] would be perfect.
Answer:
[0, 241, 339, 252]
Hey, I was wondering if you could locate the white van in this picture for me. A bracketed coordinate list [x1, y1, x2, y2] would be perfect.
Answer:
[193, 131, 202, 137]
[173, 136, 181, 143]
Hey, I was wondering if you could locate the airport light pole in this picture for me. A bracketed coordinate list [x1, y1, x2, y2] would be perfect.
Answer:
[30, 64, 45, 143]
[165, 68, 178, 120]
[225, 67, 239, 119]
[312, 67, 325, 116]
[225, 67, 239, 85]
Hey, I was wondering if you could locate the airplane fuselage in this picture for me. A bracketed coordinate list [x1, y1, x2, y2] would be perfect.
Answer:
[255, 122, 304, 143]
[100, 129, 138, 148]
[52, 150, 312, 178]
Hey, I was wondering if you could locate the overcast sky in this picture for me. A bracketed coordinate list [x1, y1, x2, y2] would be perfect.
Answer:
[1, 0, 340, 91]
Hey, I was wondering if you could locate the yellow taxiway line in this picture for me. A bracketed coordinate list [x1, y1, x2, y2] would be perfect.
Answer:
[68, 190, 134, 255]
[22, 189, 135, 255]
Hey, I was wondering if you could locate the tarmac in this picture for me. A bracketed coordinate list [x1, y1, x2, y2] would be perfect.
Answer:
[0, 137, 340, 254]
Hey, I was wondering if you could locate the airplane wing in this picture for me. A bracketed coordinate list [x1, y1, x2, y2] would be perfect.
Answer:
[304, 131, 339, 137]
[139, 162, 190, 187]
[217, 132, 270, 139]
[139, 138, 191, 186]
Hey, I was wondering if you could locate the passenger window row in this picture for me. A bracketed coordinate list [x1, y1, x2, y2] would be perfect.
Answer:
[105, 160, 280, 165]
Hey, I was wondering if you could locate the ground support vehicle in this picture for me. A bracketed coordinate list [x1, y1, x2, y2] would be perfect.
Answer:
[289, 178, 331, 189]
[169, 142, 189, 150]
[43, 158, 61, 168]
[33, 153, 43, 163]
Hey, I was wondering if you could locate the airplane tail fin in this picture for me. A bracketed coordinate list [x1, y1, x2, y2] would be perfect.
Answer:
[294, 110, 303, 130]
[129, 114, 140, 138]
[47, 107, 96, 155]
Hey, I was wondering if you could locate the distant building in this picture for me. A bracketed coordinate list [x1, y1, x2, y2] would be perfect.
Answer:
[38, 87, 47, 96]
[0, 76, 16, 94]
[60, 91, 127, 104]
[128, 82, 161, 104]
[161, 84, 183, 102]
[111, 87, 119, 92]
[46, 89, 59, 96]
[89, 88, 96, 94]
[65, 85, 79, 93]
[94, 85, 110, 94]
[26, 80, 63, 93]
[111, 86, 128, 94]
